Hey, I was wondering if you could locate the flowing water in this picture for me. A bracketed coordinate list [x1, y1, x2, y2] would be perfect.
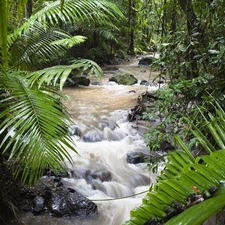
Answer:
[14, 55, 162, 225]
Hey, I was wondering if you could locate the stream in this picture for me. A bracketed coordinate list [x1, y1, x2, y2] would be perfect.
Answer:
[14, 54, 161, 225]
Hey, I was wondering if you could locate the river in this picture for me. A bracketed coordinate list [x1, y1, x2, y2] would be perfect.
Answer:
[13, 54, 161, 225]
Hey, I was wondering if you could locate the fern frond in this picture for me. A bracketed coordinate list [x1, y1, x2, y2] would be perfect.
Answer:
[10, 22, 72, 70]
[124, 150, 225, 225]
[94, 27, 119, 43]
[124, 103, 225, 225]
[7, 0, 125, 50]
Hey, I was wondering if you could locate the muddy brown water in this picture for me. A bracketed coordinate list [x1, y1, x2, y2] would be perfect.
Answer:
[10, 54, 162, 225]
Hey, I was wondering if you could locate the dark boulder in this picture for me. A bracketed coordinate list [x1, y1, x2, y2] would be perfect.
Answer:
[127, 151, 151, 164]
[68, 125, 81, 136]
[30, 176, 98, 218]
[64, 76, 90, 87]
[138, 57, 153, 66]
[45, 189, 98, 217]
[140, 80, 148, 85]
[127, 151, 164, 165]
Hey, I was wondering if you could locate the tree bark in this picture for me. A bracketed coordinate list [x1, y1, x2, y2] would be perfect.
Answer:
[170, 0, 177, 33]
[26, 0, 32, 18]
[178, 0, 196, 34]
[128, 0, 135, 55]
[178, 0, 209, 78]
[161, 0, 167, 37]
[178, 0, 208, 45]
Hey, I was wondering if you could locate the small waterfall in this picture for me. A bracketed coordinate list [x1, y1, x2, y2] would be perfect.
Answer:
[62, 120, 153, 224]
[57, 105, 156, 225]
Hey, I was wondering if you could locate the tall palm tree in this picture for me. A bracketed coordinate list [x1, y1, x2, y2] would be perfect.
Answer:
[0, 0, 124, 222]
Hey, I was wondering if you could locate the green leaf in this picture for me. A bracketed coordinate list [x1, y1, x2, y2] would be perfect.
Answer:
[26, 59, 103, 90]
[174, 135, 195, 162]
[50, 35, 87, 48]
[0, 73, 77, 184]
[165, 185, 225, 225]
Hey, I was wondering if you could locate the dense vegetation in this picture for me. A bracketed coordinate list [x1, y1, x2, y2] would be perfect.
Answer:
[0, 0, 225, 224]
[0, 0, 124, 223]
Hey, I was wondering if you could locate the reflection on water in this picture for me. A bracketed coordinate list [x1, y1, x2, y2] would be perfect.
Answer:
[12, 56, 161, 225]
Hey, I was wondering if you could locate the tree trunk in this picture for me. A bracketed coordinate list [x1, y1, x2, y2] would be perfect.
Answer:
[128, 0, 135, 55]
[161, 0, 167, 37]
[178, 0, 209, 78]
[26, 0, 32, 18]
[170, 0, 177, 33]
[178, 0, 196, 34]
[178, 0, 208, 45]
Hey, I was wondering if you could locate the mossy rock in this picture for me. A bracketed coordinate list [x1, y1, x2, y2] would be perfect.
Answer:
[109, 73, 138, 85]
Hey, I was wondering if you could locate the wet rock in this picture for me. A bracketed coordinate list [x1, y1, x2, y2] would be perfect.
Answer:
[87, 169, 112, 182]
[127, 152, 151, 164]
[82, 130, 104, 142]
[30, 176, 98, 218]
[127, 151, 164, 165]
[64, 76, 90, 87]
[138, 57, 153, 66]
[32, 196, 45, 213]
[140, 80, 148, 85]
[68, 125, 81, 136]
[46, 189, 98, 217]
[109, 73, 138, 85]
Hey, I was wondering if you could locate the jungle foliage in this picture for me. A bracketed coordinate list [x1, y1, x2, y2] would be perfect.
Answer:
[124, 103, 225, 225]
[124, 0, 225, 224]
[0, 0, 124, 184]
[0, 0, 124, 223]
[1, 0, 225, 224]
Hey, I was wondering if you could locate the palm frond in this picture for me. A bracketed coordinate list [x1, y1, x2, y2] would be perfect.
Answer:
[51, 35, 87, 48]
[94, 27, 119, 43]
[26, 59, 103, 90]
[165, 184, 225, 225]
[186, 103, 225, 153]
[124, 150, 225, 225]
[0, 72, 77, 184]
[7, 0, 125, 50]
[10, 22, 72, 70]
